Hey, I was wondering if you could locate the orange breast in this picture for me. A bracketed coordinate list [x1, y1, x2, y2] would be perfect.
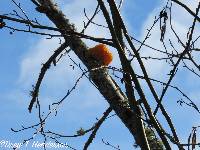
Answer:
[88, 44, 113, 66]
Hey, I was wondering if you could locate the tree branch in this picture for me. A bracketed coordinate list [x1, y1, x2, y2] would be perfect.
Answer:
[172, 0, 200, 22]
[29, 0, 151, 149]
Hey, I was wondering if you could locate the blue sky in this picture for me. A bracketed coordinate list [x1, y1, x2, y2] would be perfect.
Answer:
[0, 0, 200, 150]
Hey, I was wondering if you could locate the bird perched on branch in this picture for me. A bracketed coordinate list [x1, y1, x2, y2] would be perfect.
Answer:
[88, 44, 113, 66]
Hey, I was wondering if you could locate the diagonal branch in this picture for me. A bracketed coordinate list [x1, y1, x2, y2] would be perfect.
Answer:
[28, 42, 68, 112]
[29, 1, 150, 149]
[107, 0, 150, 149]
[83, 107, 112, 150]
[102, 1, 182, 148]
[172, 0, 200, 22]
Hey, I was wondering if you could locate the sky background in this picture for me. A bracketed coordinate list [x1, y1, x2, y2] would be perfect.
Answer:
[0, 0, 200, 150]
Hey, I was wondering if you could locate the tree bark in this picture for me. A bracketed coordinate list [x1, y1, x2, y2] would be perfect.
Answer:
[31, 0, 159, 149]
